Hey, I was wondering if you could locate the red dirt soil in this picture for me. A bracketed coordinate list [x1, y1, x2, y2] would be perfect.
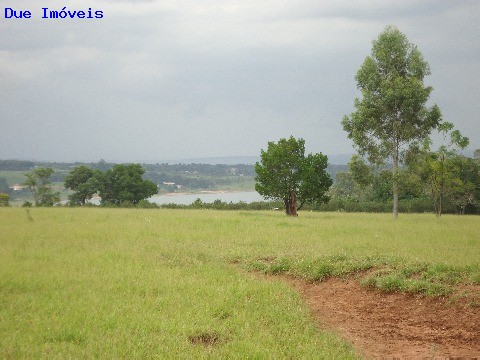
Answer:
[286, 277, 479, 358]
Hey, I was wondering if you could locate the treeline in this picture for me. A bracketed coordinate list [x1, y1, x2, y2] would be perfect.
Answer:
[58, 195, 473, 215]
[155, 197, 475, 214]
[0, 159, 346, 177]
[0, 159, 255, 174]
[0, 160, 36, 171]
[10, 164, 157, 207]
[0, 159, 113, 172]
[324, 153, 480, 215]
[0, 160, 259, 194]
[107, 199, 285, 211]
[1, 156, 478, 215]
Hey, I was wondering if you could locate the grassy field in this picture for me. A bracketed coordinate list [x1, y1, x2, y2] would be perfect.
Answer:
[1, 208, 478, 358]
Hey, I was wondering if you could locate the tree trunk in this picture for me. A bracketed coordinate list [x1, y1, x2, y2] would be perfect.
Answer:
[284, 191, 298, 216]
[289, 191, 298, 216]
[393, 141, 399, 220]
[33, 189, 38, 207]
[438, 190, 443, 217]
[433, 191, 440, 217]
[284, 198, 290, 215]
[438, 153, 444, 217]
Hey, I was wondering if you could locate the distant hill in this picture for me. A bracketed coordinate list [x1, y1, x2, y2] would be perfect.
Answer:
[169, 154, 353, 166]
[168, 156, 260, 165]
[325, 154, 353, 166]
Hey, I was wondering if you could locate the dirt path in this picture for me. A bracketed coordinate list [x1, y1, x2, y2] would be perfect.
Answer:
[286, 277, 479, 358]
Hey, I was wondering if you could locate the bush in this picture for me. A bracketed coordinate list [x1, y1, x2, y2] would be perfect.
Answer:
[0, 193, 9, 207]
[159, 199, 282, 211]
[314, 195, 479, 215]
[22, 201, 33, 208]
[137, 200, 159, 209]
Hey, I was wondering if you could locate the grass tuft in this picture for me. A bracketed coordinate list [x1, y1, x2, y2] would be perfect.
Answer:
[249, 255, 476, 298]
[45, 329, 86, 345]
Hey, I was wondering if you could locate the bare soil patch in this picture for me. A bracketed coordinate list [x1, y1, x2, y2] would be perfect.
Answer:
[188, 332, 222, 347]
[286, 277, 479, 358]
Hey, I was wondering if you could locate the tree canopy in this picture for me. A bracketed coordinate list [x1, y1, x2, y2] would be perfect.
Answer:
[64, 165, 98, 205]
[0, 193, 9, 207]
[97, 164, 158, 206]
[255, 136, 332, 216]
[342, 26, 442, 219]
[64, 163, 158, 206]
[406, 122, 473, 216]
[23, 167, 60, 206]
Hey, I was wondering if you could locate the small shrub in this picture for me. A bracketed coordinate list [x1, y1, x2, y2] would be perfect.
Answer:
[403, 279, 450, 297]
[120, 201, 135, 208]
[375, 274, 404, 292]
[267, 258, 292, 274]
[309, 263, 334, 281]
[0, 193, 10, 207]
[361, 276, 377, 289]
[295, 259, 335, 281]
[137, 200, 158, 209]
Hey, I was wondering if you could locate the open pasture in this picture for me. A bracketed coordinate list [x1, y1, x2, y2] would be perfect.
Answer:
[1, 208, 478, 357]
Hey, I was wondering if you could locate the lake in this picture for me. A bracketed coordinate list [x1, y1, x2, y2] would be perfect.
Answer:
[150, 191, 264, 205]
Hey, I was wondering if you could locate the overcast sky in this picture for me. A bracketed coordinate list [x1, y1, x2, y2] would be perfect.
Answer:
[1, 0, 479, 162]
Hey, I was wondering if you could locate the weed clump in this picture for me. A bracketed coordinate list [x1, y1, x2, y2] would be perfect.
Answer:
[188, 332, 222, 346]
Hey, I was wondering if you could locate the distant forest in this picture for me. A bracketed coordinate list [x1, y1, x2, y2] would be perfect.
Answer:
[1, 158, 478, 215]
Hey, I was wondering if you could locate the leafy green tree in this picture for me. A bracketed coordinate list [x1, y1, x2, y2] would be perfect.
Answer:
[329, 172, 367, 201]
[297, 153, 332, 210]
[372, 170, 394, 202]
[447, 156, 479, 214]
[345, 154, 424, 204]
[255, 136, 332, 216]
[23, 167, 60, 206]
[22, 201, 33, 208]
[64, 165, 98, 205]
[0, 193, 10, 207]
[348, 155, 373, 189]
[97, 164, 158, 206]
[407, 122, 471, 216]
[342, 26, 442, 219]
[397, 171, 425, 201]
[23, 172, 38, 204]
[192, 198, 204, 209]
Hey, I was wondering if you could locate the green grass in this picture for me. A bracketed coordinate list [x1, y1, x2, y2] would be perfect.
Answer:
[1, 208, 479, 357]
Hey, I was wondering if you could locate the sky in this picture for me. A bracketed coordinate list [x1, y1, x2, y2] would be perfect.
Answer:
[1, 0, 479, 163]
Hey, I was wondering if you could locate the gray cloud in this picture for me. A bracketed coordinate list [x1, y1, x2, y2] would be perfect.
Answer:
[1, 0, 479, 162]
